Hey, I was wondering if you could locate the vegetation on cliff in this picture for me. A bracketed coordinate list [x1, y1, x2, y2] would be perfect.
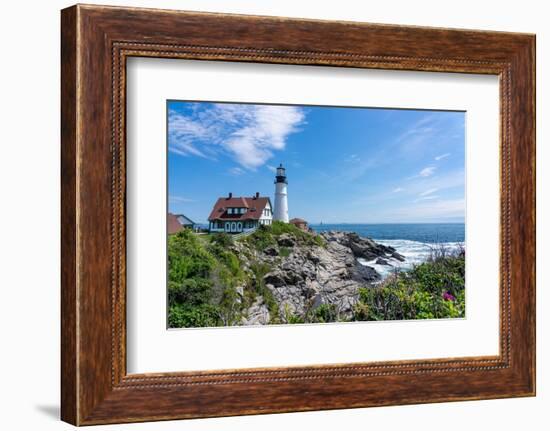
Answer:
[168, 222, 323, 328]
[167, 223, 465, 328]
[352, 245, 465, 321]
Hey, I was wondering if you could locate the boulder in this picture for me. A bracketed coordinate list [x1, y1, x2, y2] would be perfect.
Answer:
[264, 271, 286, 287]
[391, 251, 406, 262]
[242, 298, 270, 325]
[263, 245, 278, 256]
[352, 263, 381, 283]
[375, 257, 391, 266]
[277, 233, 296, 247]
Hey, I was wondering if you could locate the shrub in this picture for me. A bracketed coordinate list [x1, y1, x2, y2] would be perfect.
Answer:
[353, 248, 465, 321]
[245, 221, 325, 251]
[168, 229, 247, 328]
[168, 303, 220, 328]
[245, 225, 277, 251]
[168, 229, 215, 280]
[248, 262, 279, 322]
[210, 232, 233, 248]
[282, 303, 305, 324]
[168, 278, 213, 306]
[311, 303, 338, 323]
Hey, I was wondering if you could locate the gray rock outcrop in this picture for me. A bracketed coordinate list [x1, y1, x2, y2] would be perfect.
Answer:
[240, 231, 404, 322]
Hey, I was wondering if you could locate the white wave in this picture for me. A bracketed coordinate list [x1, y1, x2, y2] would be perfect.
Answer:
[358, 239, 464, 279]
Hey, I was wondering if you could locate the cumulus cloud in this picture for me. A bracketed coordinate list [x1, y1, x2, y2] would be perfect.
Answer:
[168, 103, 305, 169]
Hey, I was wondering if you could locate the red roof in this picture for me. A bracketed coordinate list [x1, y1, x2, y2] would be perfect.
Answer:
[290, 218, 307, 224]
[167, 213, 184, 234]
[208, 196, 271, 221]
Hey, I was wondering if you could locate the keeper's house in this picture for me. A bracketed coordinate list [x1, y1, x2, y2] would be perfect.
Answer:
[208, 192, 273, 234]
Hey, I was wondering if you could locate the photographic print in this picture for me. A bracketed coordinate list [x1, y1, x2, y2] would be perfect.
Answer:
[167, 101, 465, 328]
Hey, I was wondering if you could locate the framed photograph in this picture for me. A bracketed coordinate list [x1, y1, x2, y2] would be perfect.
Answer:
[61, 4, 535, 425]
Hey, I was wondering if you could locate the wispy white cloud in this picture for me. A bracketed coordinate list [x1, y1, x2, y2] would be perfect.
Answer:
[419, 188, 438, 197]
[345, 154, 361, 163]
[167, 114, 210, 158]
[266, 164, 277, 173]
[228, 167, 245, 176]
[392, 187, 404, 193]
[169, 195, 195, 203]
[419, 166, 436, 177]
[435, 152, 451, 161]
[168, 104, 305, 169]
[415, 195, 440, 202]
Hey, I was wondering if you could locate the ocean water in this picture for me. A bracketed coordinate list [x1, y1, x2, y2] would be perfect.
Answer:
[310, 223, 465, 278]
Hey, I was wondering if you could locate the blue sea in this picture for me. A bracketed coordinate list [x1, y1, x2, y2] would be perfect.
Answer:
[310, 223, 465, 278]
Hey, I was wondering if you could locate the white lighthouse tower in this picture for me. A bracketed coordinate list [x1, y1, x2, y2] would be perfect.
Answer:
[273, 163, 289, 222]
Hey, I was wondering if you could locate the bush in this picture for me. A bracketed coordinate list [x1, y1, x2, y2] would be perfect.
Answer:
[245, 225, 277, 251]
[168, 278, 213, 306]
[353, 248, 465, 321]
[168, 230, 215, 280]
[210, 232, 233, 248]
[311, 303, 338, 323]
[168, 303, 220, 328]
[244, 221, 325, 251]
[168, 229, 246, 328]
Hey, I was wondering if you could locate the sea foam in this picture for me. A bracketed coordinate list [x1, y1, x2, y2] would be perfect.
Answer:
[358, 239, 464, 279]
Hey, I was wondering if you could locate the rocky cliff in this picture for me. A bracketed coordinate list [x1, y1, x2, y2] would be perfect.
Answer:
[232, 229, 405, 325]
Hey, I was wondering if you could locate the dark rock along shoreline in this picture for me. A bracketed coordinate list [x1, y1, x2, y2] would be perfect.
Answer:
[232, 230, 405, 325]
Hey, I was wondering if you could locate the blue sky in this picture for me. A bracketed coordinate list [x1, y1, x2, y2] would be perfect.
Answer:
[168, 101, 465, 224]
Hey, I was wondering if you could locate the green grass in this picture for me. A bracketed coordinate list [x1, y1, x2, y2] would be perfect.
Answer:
[242, 221, 325, 252]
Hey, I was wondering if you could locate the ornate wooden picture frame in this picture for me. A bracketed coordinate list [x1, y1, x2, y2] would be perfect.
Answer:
[61, 4, 535, 425]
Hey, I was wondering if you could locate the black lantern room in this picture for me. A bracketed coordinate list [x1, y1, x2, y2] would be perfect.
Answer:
[275, 163, 287, 184]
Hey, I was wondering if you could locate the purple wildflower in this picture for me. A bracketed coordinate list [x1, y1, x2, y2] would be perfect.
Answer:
[443, 291, 456, 301]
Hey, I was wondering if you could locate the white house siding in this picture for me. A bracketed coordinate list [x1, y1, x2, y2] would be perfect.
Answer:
[209, 220, 259, 234]
[259, 201, 273, 226]
[208, 198, 272, 233]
